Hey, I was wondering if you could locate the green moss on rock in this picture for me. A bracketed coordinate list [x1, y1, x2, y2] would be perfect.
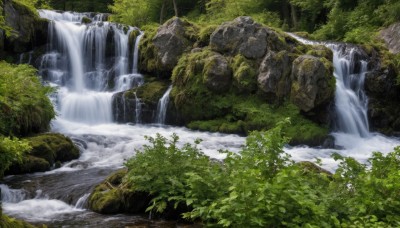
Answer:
[125, 80, 169, 104]
[0, 214, 36, 228]
[88, 169, 152, 214]
[6, 155, 50, 175]
[230, 55, 257, 93]
[27, 133, 80, 165]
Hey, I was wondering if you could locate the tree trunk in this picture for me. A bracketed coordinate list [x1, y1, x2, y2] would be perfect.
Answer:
[290, 3, 298, 30]
[172, 0, 178, 17]
[160, 0, 166, 24]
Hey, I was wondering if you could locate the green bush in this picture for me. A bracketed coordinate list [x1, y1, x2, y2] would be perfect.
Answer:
[123, 121, 400, 226]
[0, 136, 30, 178]
[0, 62, 55, 136]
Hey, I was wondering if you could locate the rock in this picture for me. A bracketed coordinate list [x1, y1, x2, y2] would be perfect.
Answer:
[257, 50, 292, 97]
[210, 16, 269, 59]
[203, 53, 232, 92]
[297, 161, 332, 176]
[152, 18, 195, 72]
[81, 16, 92, 24]
[379, 22, 400, 54]
[231, 55, 257, 93]
[88, 170, 152, 214]
[112, 80, 179, 124]
[5, 133, 79, 175]
[3, 0, 49, 53]
[290, 55, 334, 112]
[6, 155, 50, 175]
[28, 133, 80, 165]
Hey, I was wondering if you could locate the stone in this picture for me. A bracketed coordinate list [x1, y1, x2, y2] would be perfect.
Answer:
[379, 22, 400, 54]
[257, 50, 292, 97]
[210, 16, 270, 59]
[3, 0, 49, 53]
[203, 53, 232, 92]
[290, 55, 334, 112]
[152, 18, 194, 71]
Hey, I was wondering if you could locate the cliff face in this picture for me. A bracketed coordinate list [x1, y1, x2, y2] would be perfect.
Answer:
[0, 0, 48, 58]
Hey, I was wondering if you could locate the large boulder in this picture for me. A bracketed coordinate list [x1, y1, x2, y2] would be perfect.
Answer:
[3, 0, 48, 53]
[210, 16, 269, 59]
[152, 18, 195, 72]
[290, 55, 334, 112]
[257, 50, 292, 98]
[203, 53, 232, 92]
[379, 22, 400, 54]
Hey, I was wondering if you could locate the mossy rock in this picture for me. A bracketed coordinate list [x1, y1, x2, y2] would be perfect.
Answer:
[88, 169, 152, 214]
[6, 155, 50, 175]
[0, 214, 36, 228]
[27, 133, 80, 165]
[125, 80, 169, 104]
[81, 17, 92, 24]
[230, 55, 257, 93]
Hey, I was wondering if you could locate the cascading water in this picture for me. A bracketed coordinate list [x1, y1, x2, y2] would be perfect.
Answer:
[38, 9, 143, 124]
[331, 45, 370, 137]
[288, 34, 370, 137]
[155, 85, 173, 124]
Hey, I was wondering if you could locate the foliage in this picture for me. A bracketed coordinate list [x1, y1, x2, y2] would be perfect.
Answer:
[0, 214, 36, 228]
[124, 133, 214, 213]
[0, 62, 55, 136]
[0, 136, 30, 178]
[123, 122, 400, 226]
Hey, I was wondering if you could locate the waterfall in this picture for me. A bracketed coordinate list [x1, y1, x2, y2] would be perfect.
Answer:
[155, 85, 172, 124]
[134, 92, 142, 124]
[1, 184, 27, 203]
[331, 45, 369, 137]
[288, 34, 370, 137]
[38, 10, 143, 124]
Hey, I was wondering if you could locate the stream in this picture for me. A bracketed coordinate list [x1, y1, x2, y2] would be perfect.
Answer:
[1, 10, 400, 228]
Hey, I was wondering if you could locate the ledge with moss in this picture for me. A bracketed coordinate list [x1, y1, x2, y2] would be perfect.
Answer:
[6, 133, 80, 175]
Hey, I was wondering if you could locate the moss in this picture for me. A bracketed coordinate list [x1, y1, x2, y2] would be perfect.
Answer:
[230, 55, 257, 93]
[27, 133, 79, 165]
[197, 24, 218, 47]
[188, 119, 244, 134]
[0, 214, 36, 228]
[6, 155, 50, 175]
[88, 170, 152, 214]
[81, 17, 92, 24]
[307, 45, 333, 61]
[124, 80, 169, 104]
[138, 24, 160, 74]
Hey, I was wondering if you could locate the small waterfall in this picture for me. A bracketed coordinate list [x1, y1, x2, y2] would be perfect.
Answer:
[132, 33, 144, 73]
[0, 184, 27, 203]
[74, 193, 90, 209]
[155, 85, 172, 124]
[288, 34, 370, 137]
[331, 46, 369, 137]
[134, 92, 141, 124]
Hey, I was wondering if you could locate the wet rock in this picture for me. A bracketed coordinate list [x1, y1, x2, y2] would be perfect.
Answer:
[379, 22, 400, 54]
[290, 55, 334, 112]
[152, 18, 195, 72]
[203, 53, 232, 92]
[3, 0, 49, 53]
[112, 80, 172, 123]
[257, 50, 292, 97]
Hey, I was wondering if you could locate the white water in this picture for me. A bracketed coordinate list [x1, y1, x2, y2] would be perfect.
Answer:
[155, 85, 172, 124]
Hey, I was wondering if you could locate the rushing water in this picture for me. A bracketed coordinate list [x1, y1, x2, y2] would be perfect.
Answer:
[155, 85, 173, 124]
[1, 11, 399, 227]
